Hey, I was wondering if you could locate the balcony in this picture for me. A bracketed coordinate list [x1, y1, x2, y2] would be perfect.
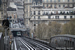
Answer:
[43, 12, 75, 15]
[32, 4, 43, 8]
[24, 2, 32, 4]
[30, 18, 71, 21]
[43, 2, 75, 4]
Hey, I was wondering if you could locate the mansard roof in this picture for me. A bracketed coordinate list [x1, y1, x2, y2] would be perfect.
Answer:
[32, 0, 42, 4]
[7, 7, 16, 11]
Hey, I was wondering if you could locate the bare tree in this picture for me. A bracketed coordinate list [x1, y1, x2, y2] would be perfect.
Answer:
[62, 18, 75, 35]
[48, 22, 61, 37]
[35, 22, 62, 39]
[35, 23, 48, 39]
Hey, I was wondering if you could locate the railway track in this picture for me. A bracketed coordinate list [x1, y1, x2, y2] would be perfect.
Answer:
[14, 37, 54, 50]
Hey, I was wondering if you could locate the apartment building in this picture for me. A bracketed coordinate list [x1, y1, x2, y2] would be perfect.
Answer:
[24, 0, 75, 31]
[43, 0, 75, 8]
[31, 8, 75, 24]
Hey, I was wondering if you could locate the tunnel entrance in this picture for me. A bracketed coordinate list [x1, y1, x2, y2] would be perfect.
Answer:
[12, 31, 17, 37]
[11, 30, 30, 37]
[12, 31, 22, 37]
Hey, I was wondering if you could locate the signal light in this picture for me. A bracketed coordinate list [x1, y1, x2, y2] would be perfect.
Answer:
[2, 19, 9, 28]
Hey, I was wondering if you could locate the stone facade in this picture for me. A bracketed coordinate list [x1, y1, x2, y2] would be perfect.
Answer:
[24, 0, 75, 31]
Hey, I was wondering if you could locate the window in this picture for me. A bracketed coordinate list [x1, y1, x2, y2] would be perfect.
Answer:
[64, 16, 66, 19]
[54, 5, 56, 8]
[47, 0, 48, 2]
[68, 4, 69, 7]
[38, 21, 40, 24]
[14, 15, 16, 19]
[34, 16, 35, 19]
[34, 24, 36, 26]
[50, 0, 52, 2]
[38, 16, 40, 19]
[47, 4, 48, 7]
[43, 5, 45, 8]
[43, 0, 45, 2]
[59, 5, 60, 7]
[26, 0, 28, 2]
[63, 0, 65, 2]
[48, 16, 51, 19]
[68, 0, 69, 2]
[55, 16, 59, 19]
[29, 0, 31, 2]
[72, 0, 74, 2]
[58, 16, 59, 19]
[70, 16, 72, 19]
[74, 16, 75, 18]
[43, 12, 45, 15]
[38, 11, 40, 15]
[51, 4, 52, 7]
[73, 4, 74, 7]
[36, 2, 37, 5]
[54, 0, 56, 2]
[34, 11, 35, 15]
[34, 3, 35, 5]
[63, 4, 65, 7]
[58, 0, 60, 2]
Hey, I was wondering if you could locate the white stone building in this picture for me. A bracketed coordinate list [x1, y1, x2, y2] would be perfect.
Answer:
[31, 8, 75, 25]
[24, 0, 75, 31]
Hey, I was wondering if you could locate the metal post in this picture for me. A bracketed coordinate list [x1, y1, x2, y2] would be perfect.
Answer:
[2, 0, 9, 50]
[5, 28, 7, 50]
[5, 28, 7, 37]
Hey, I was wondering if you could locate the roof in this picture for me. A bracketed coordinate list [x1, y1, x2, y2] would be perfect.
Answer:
[7, 7, 16, 11]
[32, 6, 43, 8]
[32, 0, 42, 3]
[51, 34, 75, 39]
[9, 2, 17, 8]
